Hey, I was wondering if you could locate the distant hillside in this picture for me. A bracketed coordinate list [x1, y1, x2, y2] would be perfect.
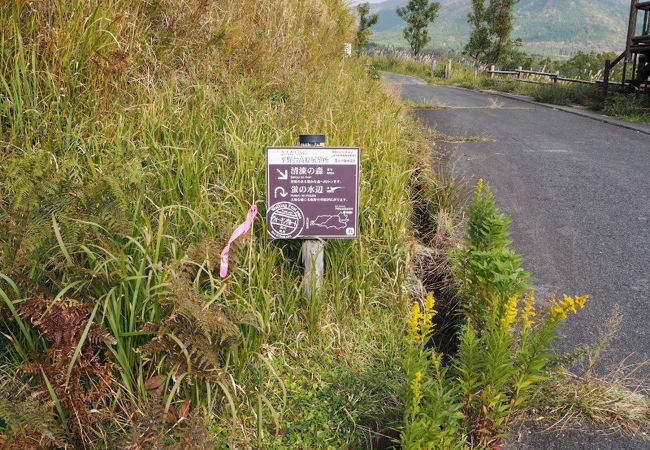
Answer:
[369, 0, 630, 56]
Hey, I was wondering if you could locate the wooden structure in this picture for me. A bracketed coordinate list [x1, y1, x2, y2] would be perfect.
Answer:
[605, 0, 650, 93]
[486, 2, 650, 94]
[486, 67, 624, 88]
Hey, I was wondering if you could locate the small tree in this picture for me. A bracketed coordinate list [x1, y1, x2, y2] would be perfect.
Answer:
[356, 3, 379, 53]
[465, 0, 521, 66]
[396, 0, 441, 57]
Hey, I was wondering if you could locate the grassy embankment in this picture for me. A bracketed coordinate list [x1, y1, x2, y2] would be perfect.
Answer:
[370, 55, 650, 124]
[1, 1, 648, 448]
[0, 1, 434, 447]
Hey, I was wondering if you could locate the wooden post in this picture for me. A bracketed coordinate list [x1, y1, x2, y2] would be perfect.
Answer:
[299, 134, 325, 298]
[445, 59, 452, 79]
[554, 71, 559, 84]
[517, 66, 522, 80]
[603, 59, 611, 97]
[490, 64, 495, 79]
[431, 59, 437, 78]
[302, 239, 323, 297]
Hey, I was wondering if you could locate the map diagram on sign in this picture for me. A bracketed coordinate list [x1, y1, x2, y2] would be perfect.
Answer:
[310, 213, 349, 230]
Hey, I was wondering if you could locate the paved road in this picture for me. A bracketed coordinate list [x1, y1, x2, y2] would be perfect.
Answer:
[384, 72, 650, 448]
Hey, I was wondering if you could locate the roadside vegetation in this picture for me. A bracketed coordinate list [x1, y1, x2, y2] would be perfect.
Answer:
[403, 179, 588, 447]
[369, 49, 650, 124]
[399, 173, 649, 447]
[1, 1, 648, 448]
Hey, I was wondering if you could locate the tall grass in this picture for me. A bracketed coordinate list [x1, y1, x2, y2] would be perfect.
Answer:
[0, 0, 428, 445]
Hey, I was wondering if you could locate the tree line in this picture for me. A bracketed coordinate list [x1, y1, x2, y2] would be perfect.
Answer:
[357, 0, 522, 66]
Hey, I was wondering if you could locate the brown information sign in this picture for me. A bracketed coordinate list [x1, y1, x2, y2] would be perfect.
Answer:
[266, 147, 360, 239]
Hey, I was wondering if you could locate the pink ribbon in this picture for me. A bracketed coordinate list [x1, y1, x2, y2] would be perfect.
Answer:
[220, 205, 258, 278]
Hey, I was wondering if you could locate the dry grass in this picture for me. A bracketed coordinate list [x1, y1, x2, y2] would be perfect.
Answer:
[526, 306, 650, 438]
[530, 364, 650, 438]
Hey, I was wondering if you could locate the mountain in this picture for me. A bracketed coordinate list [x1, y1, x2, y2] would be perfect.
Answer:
[368, 0, 631, 56]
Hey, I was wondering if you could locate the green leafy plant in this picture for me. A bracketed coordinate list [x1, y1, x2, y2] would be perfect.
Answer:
[453, 179, 529, 321]
[401, 294, 464, 448]
[356, 3, 379, 53]
[397, 0, 441, 57]
[465, 0, 522, 65]
[401, 179, 589, 448]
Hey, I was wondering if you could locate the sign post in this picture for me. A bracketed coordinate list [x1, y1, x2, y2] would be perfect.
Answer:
[266, 135, 360, 297]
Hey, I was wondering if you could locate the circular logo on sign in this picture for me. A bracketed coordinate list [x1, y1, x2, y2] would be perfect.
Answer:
[268, 202, 304, 239]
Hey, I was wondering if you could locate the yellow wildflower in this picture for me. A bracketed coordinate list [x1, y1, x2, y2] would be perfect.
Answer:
[574, 295, 588, 309]
[421, 293, 438, 338]
[410, 371, 422, 407]
[550, 294, 589, 321]
[424, 292, 437, 318]
[475, 178, 484, 195]
[407, 302, 424, 345]
[501, 295, 518, 329]
[521, 290, 536, 329]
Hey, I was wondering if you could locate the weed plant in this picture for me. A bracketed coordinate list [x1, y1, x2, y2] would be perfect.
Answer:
[401, 180, 590, 448]
[603, 94, 650, 123]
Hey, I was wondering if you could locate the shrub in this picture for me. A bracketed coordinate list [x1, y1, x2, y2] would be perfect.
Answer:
[603, 94, 650, 123]
[401, 180, 588, 448]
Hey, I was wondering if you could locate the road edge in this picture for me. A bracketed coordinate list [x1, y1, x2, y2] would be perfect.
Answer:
[381, 72, 650, 136]
[456, 85, 650, 136]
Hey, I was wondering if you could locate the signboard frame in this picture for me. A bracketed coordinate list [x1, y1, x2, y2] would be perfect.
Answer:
[265, 146, 360, 240]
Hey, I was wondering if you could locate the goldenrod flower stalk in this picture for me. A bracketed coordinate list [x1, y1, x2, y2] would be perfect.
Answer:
[501, 295, 519, 329]
[407, 293, 438, 346]
[410, 371, 423, 409]
[521, 290, 536, 329]
[421, 293, 437, 339]
[475, 178, 484, 195]
[424, 292, 436, 318]
[550, 294, 589, 321]
[407, 302, 424, 345]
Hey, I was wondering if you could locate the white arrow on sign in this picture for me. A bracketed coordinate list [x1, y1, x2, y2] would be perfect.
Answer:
[274, 187, 288, 198]
[276, 169, 288, 180]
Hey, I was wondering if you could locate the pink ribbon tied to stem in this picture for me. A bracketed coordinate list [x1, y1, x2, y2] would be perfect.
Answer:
[220, 205, 258, 278]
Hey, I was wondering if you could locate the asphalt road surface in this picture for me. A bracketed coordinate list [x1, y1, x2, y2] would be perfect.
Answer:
[384, 72, 650, 449]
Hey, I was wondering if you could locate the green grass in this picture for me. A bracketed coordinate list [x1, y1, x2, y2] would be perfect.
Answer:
[368, 55, 435, 82]
[0, 1, 433, 446]
[603, 94, 650, 123]
[478, 78, 605, 109]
